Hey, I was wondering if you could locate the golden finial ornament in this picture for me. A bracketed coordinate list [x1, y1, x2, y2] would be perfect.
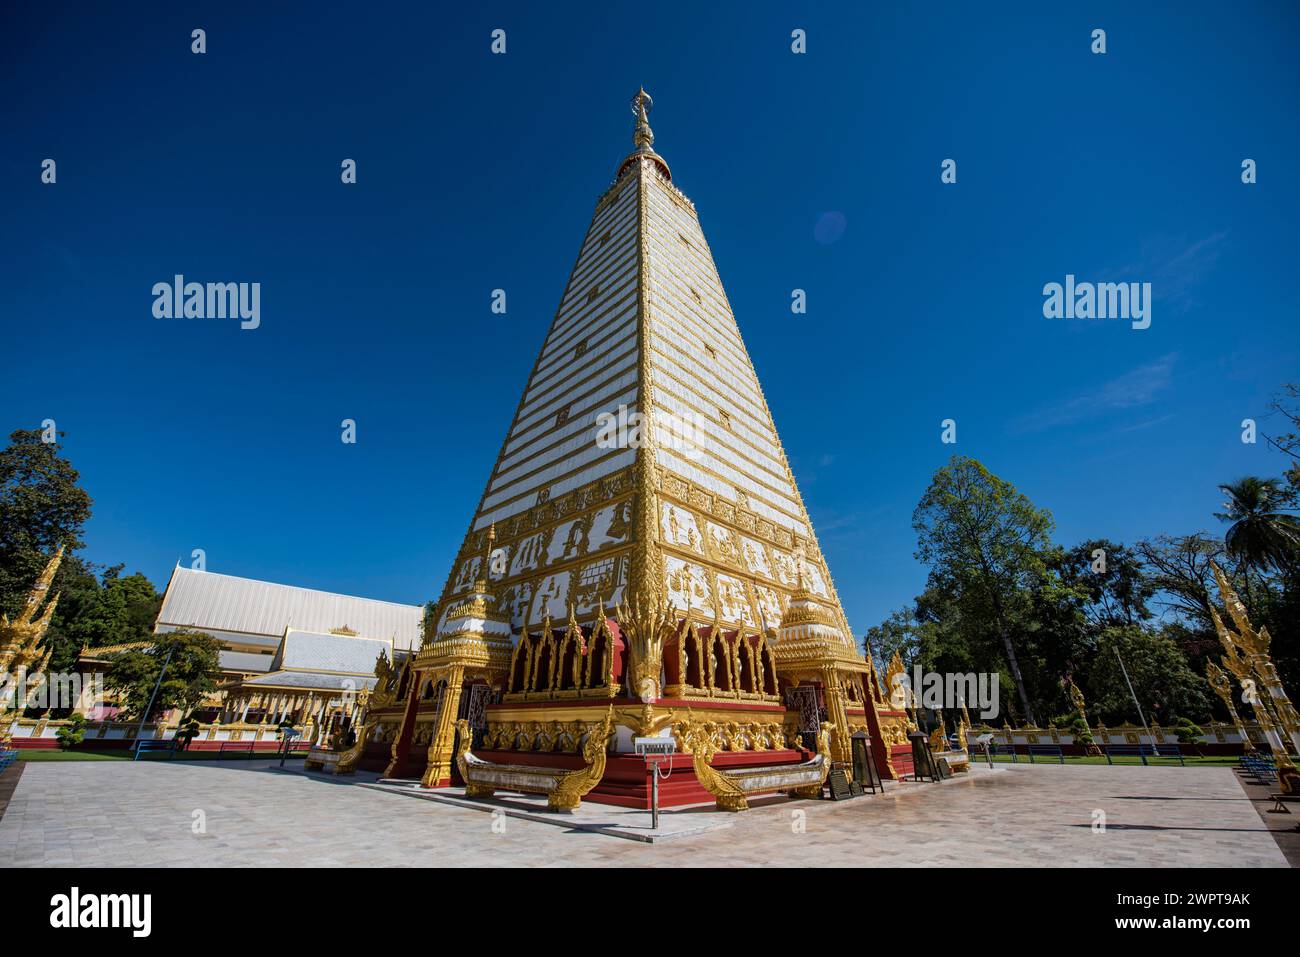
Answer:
[631, 86, 654, 150]
[617, 86, 671, 181]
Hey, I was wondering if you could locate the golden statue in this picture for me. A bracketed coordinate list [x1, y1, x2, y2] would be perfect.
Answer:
[614, 595, 675, 704]
[1064, 675, 1101, 755]
[957, 696, 972, 751]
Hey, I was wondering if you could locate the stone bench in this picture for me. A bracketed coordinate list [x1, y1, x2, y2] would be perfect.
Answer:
[679, 718, 833, 812]
[453, 709, 615, 813]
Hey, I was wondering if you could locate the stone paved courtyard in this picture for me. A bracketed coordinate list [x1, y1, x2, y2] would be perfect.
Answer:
[0, 759, 1287, 867]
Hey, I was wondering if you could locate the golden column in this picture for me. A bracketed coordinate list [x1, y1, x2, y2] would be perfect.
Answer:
[421, 663, 465, 788]
[820, 665, 853, 763]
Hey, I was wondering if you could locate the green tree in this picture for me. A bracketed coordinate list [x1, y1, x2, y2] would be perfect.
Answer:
[39, 554, 104, 674]
[1051, 539, 1154, 628]
[1135, 533, 1223, 627]
[0, 429, 93, 618]
[1264, 383, 1300, 497]
[104, 629, 221, 721]
[1084, 624, 1212, 725]
[1216, 476, 1300, 575]
[40, 561, 162, 679]
[863, 606, 923, 674]
[912, 456, 1054, 725]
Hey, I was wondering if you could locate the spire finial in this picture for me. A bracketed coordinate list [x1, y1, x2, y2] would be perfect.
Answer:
[616, 87, 671, 181]
[631, 87, 654, 151]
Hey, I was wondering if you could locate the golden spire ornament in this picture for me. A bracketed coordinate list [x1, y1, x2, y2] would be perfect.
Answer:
[1209, 560, 1300, 754]
[631, 86, 654, 150]
[618, 86, 671, 181]
[1205, 661, 1256, 755]
[1, 546, 65, 745]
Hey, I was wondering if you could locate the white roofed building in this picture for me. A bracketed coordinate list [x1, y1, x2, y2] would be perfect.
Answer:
[77, 566, 424, 729]
[154, 565, 423, 679]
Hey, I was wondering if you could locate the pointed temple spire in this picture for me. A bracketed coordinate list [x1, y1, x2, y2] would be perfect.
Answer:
[395, 89, 893, 784]
[618, 86, 670, 181]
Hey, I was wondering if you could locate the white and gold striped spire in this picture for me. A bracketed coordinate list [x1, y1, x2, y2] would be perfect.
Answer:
[429, 91, 861, 668]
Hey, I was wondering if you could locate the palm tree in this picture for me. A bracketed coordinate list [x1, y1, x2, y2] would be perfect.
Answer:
[1215, 476, 1300, 607]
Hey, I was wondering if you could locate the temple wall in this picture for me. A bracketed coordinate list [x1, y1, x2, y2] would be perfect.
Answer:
[4, 717, 314, 751]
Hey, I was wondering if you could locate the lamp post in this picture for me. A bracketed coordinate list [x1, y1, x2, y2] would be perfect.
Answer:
[278, 719, 298, 767]
[1114, 646, 1158, 757]
[132, 643, 175, 761]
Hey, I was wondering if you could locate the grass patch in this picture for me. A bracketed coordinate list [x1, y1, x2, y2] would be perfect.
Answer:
[18, 749, 130, 762]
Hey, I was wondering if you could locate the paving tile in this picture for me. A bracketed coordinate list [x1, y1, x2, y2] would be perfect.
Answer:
[0, 759, 1287, 867]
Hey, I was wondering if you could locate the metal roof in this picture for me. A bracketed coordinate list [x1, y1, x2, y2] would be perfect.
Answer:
[240, 671, 379, 692]
[157, 567, 423, 649]
[274, 629, 389, 676]
[218, 649, 275, 674]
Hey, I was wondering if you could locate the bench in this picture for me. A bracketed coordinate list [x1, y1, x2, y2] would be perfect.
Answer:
[1241, 756, 1300, 794]
[218, 740, 256, 758]
[0, 750, 17, 772]
[454, 709, 616, 813]
[990, 742, 1018, 763]
[679, 718, 833, 812]
[1238, 756, 1276, 784]
[132, 739, 176, 761]
[1026, 744, 1065, 764]
[1105, 744, 1184, 767]
[1269, 792, 1300, 814]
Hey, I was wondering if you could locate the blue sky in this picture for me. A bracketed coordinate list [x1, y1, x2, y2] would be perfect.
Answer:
[2, 2, 1297, 633]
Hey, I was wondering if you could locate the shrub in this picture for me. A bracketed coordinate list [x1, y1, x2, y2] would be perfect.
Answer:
[1173, 718, 1203, 746]
[56, 713, 88, 751]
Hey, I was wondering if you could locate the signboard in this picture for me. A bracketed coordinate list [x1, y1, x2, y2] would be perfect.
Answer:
[633, 736, 676, 756]
[828, 766, 858, 800]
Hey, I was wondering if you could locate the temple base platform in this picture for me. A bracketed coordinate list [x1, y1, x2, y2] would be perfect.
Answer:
[463, 747, 812, 808]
